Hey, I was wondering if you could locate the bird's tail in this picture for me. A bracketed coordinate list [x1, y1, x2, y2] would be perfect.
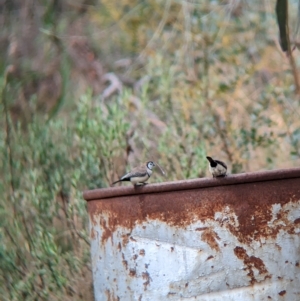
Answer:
[111, 179, 121, 185]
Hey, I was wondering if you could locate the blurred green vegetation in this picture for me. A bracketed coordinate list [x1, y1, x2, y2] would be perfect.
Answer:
[1, 0, 300, 300]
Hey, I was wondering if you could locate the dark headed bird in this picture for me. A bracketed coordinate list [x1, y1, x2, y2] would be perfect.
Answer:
[206, 156, 227, 178]
[112, 161, 155, 186]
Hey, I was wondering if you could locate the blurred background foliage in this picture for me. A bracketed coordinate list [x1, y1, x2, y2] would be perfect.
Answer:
[1, 0, 300, 300]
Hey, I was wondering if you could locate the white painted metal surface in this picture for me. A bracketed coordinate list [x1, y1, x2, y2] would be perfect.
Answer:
[89, 200, 300, 301]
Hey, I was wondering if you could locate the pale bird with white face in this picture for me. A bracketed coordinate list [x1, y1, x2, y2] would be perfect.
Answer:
[206, 156, 227, 178]
[112, 161, 156, 186]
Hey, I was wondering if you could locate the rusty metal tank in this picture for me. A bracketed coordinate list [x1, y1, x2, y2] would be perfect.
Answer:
[83, 168, 300, 301]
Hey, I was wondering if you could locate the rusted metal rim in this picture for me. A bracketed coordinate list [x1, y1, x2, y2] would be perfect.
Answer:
[83, 167, 300, 201]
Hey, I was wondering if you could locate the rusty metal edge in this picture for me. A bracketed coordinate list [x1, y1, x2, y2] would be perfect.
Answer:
[83, 167, 300, 201]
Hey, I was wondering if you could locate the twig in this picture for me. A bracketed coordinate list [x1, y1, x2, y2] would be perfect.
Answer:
[2, 67, 16, 199]
[3, 226, 28, 275]
[203, 41, 210, 99]
[213, 113, 234, 163]
[125, 0, 172, 75]
[60, 189, 77, 246]
[102, 73, 123, 100]
[70, 206, 90, 246]
[282, 0, 300, 94]
[286, 33, 300, 95]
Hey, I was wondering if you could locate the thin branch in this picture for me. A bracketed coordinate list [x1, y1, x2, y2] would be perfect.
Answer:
[286, 22, 300, 94]
[213, 113, 234, 163]
[2, 67, 16, 199]
[71, 207, 90, 246]
[3, 226, 28, 275]
[125, 0, 172, 75]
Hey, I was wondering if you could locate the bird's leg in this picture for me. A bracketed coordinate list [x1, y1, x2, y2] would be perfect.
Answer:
[134, 182, 148, 186]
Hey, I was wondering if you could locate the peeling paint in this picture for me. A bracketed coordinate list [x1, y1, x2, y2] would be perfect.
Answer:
[278, 290, 286, 296]
[201, 228, 220, 252]
[233, 246, 269, 284]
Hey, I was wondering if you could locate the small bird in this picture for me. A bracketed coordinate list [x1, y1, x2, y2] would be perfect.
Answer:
[112, 161, 156, 186]
[206, 156, 227, 178]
